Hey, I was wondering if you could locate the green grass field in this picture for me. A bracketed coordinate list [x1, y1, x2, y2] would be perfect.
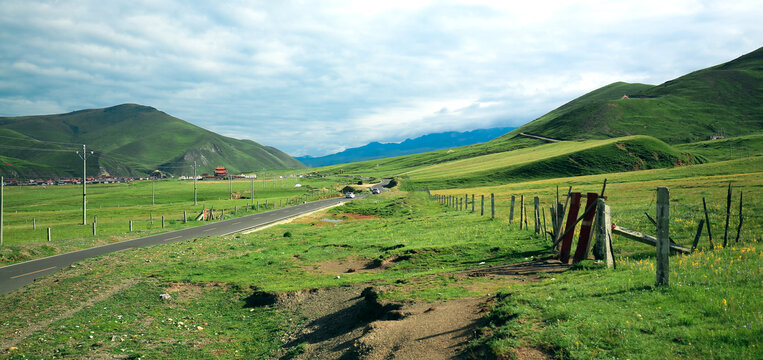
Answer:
[0, 175, 360, 265]
[1, 156, 760, 358]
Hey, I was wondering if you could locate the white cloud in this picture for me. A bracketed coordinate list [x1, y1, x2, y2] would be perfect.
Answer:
[0, 0, 761, 156]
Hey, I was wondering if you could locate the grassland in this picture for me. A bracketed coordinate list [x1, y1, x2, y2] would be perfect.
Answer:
[0, 175, 360, 265]
[1, 156, 760, 358]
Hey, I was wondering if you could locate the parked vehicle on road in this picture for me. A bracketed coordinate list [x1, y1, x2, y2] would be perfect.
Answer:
[371, 188, 380, 194]
[345, 192, 355, 198]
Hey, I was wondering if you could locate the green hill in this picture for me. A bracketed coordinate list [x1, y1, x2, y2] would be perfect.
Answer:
[0, 104, 304, 178]
[401, 135, 699, 189]
[501, 47, 763, 143]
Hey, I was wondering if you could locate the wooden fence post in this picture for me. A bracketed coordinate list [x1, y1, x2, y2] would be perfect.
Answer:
[549, 206, 557, 237]
[33, 218, 36, 230]
[129, 220, 133, 232]
[723, 183, 731, 247]
[47, 227, 51, 242]
[593, 198, 613, 268]
[702, 197, 714, 248]
[471, 194, 475, 212]
[559, 192, 582, 263]
[554, 187, 571, 247]
[573, 192, 599, 263]
[656, 187, 670, 286]
[509, 195, 515, 224]
[735, 191, 743, 243]
[533, 196, 540, 234]
[480, 195, 484, 216]
[520, 195, 525, 229]
[491, 193, 495, 219]
[542, 208, 548, 241]
[162, 215, 165, 228]
[184, 211, 187, 224]
[691, 219, 705, 252]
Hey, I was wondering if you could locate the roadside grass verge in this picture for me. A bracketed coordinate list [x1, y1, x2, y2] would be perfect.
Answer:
[0, 176, 353, 265]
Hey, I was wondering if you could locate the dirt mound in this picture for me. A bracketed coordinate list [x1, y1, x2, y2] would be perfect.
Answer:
[278, 286, 486, 360]
[355, 297, 486, 360]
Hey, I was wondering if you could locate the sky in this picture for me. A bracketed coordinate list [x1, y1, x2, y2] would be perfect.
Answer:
[0, 1, 761, 157]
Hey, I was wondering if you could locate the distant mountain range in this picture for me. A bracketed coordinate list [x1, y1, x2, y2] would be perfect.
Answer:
[0, 104, 304, 178]
[295, 127, 516, 167]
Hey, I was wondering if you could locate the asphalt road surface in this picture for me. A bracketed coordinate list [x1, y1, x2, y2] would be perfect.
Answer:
[0, 179, 390, 295]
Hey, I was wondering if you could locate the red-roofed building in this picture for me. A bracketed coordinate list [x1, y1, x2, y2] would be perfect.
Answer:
[214, 166, 228, 178]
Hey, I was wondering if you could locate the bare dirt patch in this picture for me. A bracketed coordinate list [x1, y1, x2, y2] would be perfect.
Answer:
[304, 257, 383, 275]
[279, 257, 570, 359]
[511, 346, 553, 360]
[355, 297, 486, 360]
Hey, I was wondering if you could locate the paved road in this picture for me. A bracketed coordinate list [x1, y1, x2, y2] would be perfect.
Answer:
[0, 180, 390, 295]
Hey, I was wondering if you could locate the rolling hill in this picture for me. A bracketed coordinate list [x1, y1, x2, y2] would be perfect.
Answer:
[0, 104, 305, 178]
[500, 46, 763, 143]
[295, 127, 515, 167]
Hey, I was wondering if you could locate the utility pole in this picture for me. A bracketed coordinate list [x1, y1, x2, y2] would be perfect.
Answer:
[229, 174, 233, 200]
[250, 177, 254, 208]
[152, 179, 155, 205]
[77, 145, 93, 225]
[193, 161, 198, 205]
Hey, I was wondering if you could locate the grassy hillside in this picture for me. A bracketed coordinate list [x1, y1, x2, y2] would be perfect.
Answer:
[498, 47, 763, 144]
[315, 136, 545, 177]
[402, 136, 699, 189]
[0, 104, 305, 178]
[314, 135, 698, 190]
[675, 133, 763, 162]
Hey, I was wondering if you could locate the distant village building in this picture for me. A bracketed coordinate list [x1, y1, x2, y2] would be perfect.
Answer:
[214, 166, 228, 178]
[708, 135, 725, 140]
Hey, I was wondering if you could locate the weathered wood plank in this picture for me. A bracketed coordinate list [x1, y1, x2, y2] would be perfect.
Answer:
[612, 225, 690, 254]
